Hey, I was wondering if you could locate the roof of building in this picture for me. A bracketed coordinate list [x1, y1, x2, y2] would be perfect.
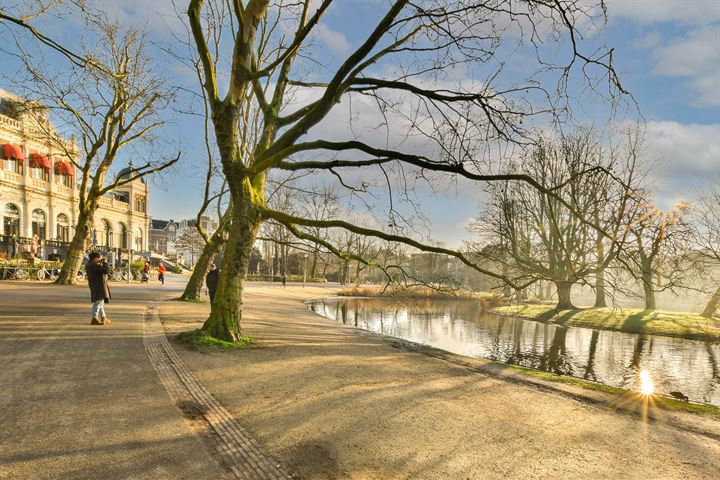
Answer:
[116, 166, 146, 184]
[151, 219, 169, 230]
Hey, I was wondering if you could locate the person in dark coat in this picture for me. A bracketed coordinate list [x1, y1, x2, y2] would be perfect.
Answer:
[86, 252, 111, 325]
[205, 264, 219, 304]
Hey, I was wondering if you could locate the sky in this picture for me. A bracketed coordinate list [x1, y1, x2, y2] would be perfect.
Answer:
[1, 0, 718, 248]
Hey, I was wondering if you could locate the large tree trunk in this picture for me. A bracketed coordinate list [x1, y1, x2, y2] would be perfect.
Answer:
[199, 178, 262, 342]
[56, 204, 95, 284]
[594, 214, 607, 308]
[555, 281, 575, 310]
[594, 267, 607, 308]
[310, 249, 319, 278]
[641, 268, 656, 310]
[180, 230, 224, 301]
[701, 284, 720, 318]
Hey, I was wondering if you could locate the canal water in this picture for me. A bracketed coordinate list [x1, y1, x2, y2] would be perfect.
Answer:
[307, 297, 720, 406]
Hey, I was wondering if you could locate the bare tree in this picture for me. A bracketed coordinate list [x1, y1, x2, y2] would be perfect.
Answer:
[624, 200, 691, 310]
[299, 184, 339, 278]
[0, 1, 96, 70]
[691, 182, 720, 317]
[186, 0, 627, 341]
[175, 225, 208, 268]
[5, 15, 178, 284]
[471, 128, 638, 310]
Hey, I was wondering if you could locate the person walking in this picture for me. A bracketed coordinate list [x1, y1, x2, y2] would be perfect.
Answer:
[158, 263, 166, 285]
[205, 264, 219, 304]
[86, 252, 111, 325]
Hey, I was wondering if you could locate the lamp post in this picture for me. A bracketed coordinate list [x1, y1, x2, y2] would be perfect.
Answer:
[127, 231, 133, 284]
[303, 253, 308, 288]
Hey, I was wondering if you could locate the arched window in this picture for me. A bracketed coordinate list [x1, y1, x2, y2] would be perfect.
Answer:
[135, 227, 143, 251]
[31, 209, 47, 240]
[118, 223, 128, 250]
[3, 203, 20, 236]
[102, 219, 113, 247]
[56, 214, 70, 242]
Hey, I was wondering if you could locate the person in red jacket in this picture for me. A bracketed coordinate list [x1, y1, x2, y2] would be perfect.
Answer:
[158, 263, 166, 285]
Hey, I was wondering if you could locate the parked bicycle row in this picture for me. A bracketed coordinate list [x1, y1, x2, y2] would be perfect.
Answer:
[0, 264, 146, 282]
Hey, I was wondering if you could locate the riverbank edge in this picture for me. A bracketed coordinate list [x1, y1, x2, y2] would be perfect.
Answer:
[491, 304, 720, 343]
[377, 333, 720, 419]
[305, 296, 720, 419]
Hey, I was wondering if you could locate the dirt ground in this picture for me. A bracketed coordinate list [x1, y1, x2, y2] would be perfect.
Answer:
[160, 284, 720, 480]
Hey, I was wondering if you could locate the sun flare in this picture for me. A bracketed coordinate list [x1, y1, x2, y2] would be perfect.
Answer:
[640, 370, 655, 396]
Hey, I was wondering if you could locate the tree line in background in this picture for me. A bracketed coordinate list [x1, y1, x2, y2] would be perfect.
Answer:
[2, 1, 717, 346]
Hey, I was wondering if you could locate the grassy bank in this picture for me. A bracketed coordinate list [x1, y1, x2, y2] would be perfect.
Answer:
[506, 365, 720, 416]
[494, 304, 720, 341]
[338, 285, 497, 301]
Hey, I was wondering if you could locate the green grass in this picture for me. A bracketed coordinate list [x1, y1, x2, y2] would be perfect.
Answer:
[337, 285, 499, 302]
[178, 329, 255, 350]
[507, 365, 720, 416]
[493, 304, 720, 341]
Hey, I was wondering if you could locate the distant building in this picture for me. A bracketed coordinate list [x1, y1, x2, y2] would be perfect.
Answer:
[148, 215, 218, 260]
[0, 89, 149, 260]
[179, 215, 218, 234]
[149, 219, 178, 255]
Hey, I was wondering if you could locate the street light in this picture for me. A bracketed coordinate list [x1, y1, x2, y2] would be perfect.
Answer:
[303, 253, 308, 288]
[127, 231, 133, 284]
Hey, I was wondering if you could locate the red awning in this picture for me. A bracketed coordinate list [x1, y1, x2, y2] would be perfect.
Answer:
[2, 144, 25, 161]
[30, 153, 52, 169]
[55, 161, 75, 176]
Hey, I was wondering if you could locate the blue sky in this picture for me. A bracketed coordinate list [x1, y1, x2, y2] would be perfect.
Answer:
[2, 0, 718, 248]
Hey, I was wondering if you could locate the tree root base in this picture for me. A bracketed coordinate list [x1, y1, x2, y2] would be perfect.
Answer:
[178, 328, 255, 350]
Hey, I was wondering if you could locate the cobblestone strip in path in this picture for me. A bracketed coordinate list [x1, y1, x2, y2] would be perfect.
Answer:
[143, 302, 291, 480]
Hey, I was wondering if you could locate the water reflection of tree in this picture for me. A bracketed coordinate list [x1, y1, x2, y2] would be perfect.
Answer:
[583, 330, 600, 381]
[539, 328, 574, 376]
[629, 335, 647, 370]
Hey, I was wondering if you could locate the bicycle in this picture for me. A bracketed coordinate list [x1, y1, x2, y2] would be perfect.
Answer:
[37, 265, 60, 281]
[1, 265, 29, 280]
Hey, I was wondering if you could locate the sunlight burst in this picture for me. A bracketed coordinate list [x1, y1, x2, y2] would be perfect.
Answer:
[640, 370, 655, 396]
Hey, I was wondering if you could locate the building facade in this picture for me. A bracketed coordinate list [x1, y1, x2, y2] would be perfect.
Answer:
[149, 219, 178, 256]
[0, 89, 150, 261]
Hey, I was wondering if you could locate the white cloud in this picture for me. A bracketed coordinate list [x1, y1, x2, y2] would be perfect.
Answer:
[652, 26, 720, 77]
[637, 25, 720, 107]
[90, 0, 187, 38]
[606, 0, 720, 25]
[642, 120, 720, 208]
[645, 121, 720, 174]
[313, 23, 351, 56]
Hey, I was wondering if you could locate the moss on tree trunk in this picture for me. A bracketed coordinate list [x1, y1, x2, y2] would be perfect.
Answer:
[56, 206, 95, 285]
[180, 228, 225, 301]
[199, 178, 263, 342]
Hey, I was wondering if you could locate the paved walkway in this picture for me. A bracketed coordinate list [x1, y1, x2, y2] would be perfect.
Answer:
[0, 276, 250, 480]
[3, 278, 720, 479]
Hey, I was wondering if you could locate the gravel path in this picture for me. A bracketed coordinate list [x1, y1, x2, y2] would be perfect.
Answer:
[2, 278, 717, 480]
[162, 284, 720, 480]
